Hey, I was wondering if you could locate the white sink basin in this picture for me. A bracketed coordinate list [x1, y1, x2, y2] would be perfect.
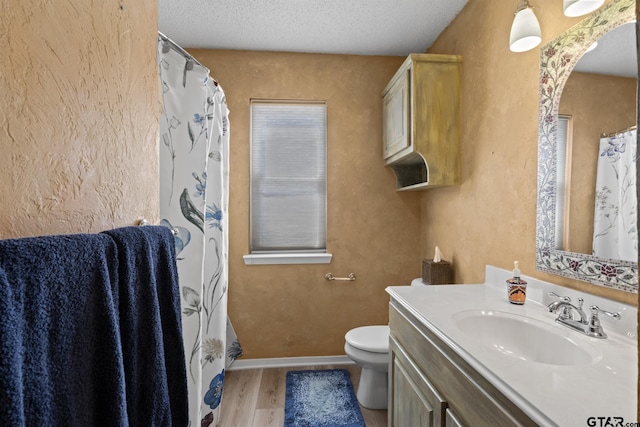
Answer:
[451, 310, 602, 366]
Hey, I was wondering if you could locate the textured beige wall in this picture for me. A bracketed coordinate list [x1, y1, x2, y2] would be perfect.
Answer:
[190, 49, 420, 358]
[0, 0, 159, 238]
[560, 72, 637, 254]
[424, 0, 636, 305]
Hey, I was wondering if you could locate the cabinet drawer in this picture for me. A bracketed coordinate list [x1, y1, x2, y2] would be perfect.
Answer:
[389, 301, 537, 427]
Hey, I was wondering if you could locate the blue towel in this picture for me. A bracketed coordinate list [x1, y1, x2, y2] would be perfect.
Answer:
[0, 232, 128, 425]
[0, 226, 188, 426]
[102, 226, 188, 427]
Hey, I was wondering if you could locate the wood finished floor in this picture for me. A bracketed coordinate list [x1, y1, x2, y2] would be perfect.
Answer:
[219, 364, 388, 427]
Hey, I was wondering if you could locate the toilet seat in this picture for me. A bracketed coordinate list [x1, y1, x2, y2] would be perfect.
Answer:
[345, 325, 389, 353]
[344, 325, 390, 409]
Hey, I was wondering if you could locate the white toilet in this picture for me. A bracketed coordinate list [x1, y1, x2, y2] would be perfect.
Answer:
[344, 325, 390, 410]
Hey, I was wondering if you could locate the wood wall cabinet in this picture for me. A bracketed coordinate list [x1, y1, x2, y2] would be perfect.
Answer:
[388, 301, 538, 427]
[382, 54, 462, 191]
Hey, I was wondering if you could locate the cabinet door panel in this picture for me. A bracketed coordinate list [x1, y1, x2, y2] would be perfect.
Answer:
[382, 69, 410, 159]
[393, 357, 433, 427]
[391, 338, 447, 427]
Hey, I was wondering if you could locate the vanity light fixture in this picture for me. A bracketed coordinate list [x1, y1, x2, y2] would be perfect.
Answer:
[563, 0, 605, 17]
[509, 0, 542, 52]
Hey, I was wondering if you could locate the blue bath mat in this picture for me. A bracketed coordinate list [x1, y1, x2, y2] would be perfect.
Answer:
[284, 369, 365, 427]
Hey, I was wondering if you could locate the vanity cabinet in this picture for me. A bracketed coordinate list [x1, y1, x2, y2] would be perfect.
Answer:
[382, 54, 461, 190]
[388, 301, 537, 427]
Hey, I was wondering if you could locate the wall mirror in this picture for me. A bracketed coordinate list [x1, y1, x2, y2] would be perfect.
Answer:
[536, 0, 637, 293]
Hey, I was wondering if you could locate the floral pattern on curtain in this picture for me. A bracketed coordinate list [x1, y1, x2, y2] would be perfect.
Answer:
[157, 35, 242, 427]
[592, 129, 638, 262]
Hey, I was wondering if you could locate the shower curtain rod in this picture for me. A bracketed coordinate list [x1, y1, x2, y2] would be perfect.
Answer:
[158, 31, 207, 72]
[602, 125, 637, 138]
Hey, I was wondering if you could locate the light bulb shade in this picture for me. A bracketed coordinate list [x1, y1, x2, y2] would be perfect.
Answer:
[563, 0, 605, 17]
[509, 7, 542, 52]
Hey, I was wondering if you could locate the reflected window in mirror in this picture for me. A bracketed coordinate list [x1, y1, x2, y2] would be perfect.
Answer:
[555, 114, 572, 251]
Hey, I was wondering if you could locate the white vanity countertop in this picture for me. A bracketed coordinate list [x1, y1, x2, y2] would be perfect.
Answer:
[386, 265, 637, 427]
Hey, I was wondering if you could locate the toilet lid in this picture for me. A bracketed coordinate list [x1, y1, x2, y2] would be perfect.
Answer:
[345, 325, 389, 353]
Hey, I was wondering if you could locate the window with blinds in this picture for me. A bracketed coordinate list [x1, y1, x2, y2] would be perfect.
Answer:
[250, 100, 327, 253]
[555, 114, 572, 249]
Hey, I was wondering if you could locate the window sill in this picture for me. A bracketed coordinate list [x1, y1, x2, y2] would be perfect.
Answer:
[243, 253, 333, 265]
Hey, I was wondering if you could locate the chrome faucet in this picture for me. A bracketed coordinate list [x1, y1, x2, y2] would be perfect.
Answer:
[547, 292, 620, 339]
[547, 293, 588, 332]
[546, 292, 584, 322]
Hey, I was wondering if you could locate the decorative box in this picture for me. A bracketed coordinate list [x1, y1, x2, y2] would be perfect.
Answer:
[422, 259, 453, 285]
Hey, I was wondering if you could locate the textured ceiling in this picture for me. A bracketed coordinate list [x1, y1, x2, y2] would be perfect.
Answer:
[573, 22, 636, 78]
[158, 1, 636, 76]
[158, 0, 469, 56]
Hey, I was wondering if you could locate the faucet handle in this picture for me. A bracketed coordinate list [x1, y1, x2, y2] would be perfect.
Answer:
[548, 292, 571, 302]
[586, 305, 621, 339]
[589, 305, 621, 320]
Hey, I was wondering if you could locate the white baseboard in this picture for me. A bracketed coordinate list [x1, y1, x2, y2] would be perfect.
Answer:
[227, 355, 354, 371]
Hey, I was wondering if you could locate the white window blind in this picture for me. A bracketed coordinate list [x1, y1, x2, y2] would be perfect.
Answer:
[555, 115, 571, 249]
[250, 100, 327, 253]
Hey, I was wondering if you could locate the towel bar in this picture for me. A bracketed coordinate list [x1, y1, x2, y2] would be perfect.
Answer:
[325, 273, 356, 281]
[137, 218, 179, 236]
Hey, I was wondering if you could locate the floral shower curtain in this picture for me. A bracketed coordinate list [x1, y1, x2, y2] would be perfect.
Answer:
[157, 34, 242, 427]
[592, 129, 638, 262]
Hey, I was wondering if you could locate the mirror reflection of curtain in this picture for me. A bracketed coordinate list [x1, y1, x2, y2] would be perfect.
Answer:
[592, 129, 638, 261]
